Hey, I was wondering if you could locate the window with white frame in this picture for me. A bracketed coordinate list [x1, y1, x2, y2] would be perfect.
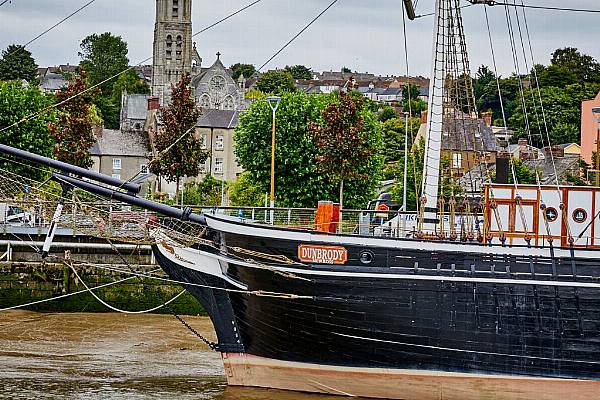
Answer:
[214, 158, 223, 173]
[199, 161, 206, 172]
[452, 153, 462, 169]
[112, 173, 121, 180]
[140, 164, 149, 174]
[215, 134, 224, 150]
[112, 158, 122, 170]
[200, 133, 207, 149]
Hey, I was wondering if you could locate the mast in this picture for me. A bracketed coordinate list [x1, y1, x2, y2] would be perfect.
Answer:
[420, 0, 445, 232]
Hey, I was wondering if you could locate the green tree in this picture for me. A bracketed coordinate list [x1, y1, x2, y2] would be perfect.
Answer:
[378, 106, 398, 122]
[0, 81, 55, 179]
[510, 82, 600, 147]
[0, 45, 38, 83]
[474, 65, 495, 101]
[310, 92, 383, 210]
[402, 83, 420, 101]
[255, 70, 296, 94]
[228, 172, 264, 207]
[284, 65, 312, 80]
[48, 70, 99, 168]
[148, 74, 209, 203]
[230, 63, 256, 80]
[341, 67, 351, 73]
[509, 158, 539, 184]
[535, 64, 578, 88]
[380, 116, 421, 162]
[550, 47, 600, 83]
[389, 137, 424, 211]
[110, 69, 150, 105]
[476, 77, 520, 124]
[234, 91, 383, 209]
[79, 33, 129, 95]
[79, 33, 129, 129]
[183, 175, 222, 206]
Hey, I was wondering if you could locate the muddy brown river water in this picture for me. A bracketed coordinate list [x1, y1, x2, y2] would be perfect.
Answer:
[0, 311, 361, 400]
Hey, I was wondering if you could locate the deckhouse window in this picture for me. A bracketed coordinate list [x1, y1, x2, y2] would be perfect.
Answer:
[112, 158, 122, 170]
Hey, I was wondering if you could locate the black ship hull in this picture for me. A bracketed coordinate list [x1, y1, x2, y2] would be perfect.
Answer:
[152, 214, 600, 398]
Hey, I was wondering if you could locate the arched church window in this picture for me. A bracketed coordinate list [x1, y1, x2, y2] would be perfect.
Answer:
[199, 94, 211, 109]
[176, 35, 182, 60]
[166, 35, 172, 59]
[223, 96, 235, 110]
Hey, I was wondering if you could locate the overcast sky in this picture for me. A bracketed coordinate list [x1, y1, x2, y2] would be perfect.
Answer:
[1, 0, 599, 78]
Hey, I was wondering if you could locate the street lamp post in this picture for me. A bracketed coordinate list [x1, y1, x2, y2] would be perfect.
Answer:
[267, 96, 281, 224]
[593, 107, 600, 187]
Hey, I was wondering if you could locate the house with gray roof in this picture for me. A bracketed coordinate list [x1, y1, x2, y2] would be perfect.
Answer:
[40, 72, 68, 94]
[90, 128, 154, 194]
[120, 92, 151, 131]
[416, 112, 498, 175]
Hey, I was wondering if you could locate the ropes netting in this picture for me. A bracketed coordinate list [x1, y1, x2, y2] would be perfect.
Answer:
[0, 165, 205, 247]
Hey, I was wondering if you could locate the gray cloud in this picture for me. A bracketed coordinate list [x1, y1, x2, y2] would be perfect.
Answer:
[1, 0, 599, 77]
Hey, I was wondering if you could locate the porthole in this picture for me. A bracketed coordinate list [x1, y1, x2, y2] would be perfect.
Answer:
[572, 208, 587, 224]
[359, 251, 374, 264]
[544, 207, 558, 222]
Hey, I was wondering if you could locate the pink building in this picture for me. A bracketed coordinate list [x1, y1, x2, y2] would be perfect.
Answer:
[581, 91, 600, 164]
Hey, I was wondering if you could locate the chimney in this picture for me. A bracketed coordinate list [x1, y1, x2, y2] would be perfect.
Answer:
[147, 96, 160, 111]
[544, 145, 564, 159]
[495, 152, 510, 184]
[481, 111, 493, 126]
[421, 110, 428, 124]
[92, 124, 102, 138]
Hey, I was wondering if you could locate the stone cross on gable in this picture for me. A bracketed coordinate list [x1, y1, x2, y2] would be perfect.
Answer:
[216, 52, 221, 60]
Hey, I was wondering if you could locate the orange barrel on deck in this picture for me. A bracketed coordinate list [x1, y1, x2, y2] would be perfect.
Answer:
[315, 201, 333, 232]
[330, 203, 340, 233]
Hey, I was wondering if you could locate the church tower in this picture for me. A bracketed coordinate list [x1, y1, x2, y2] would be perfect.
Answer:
[151, 0, 201, 105]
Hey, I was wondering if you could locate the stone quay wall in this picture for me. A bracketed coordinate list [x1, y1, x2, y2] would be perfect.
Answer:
[0, 230, 204, 315]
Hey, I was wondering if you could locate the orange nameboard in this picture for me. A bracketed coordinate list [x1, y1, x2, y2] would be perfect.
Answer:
[298, 245, 348, 265]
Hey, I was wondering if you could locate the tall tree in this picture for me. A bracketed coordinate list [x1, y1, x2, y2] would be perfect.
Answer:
[110, 69, 150, 105]
[48, 70, 99, 168]
[0, 44, 38, 83]
[148, 74, 208, 203]
[79, 33, 129, 95]
[230, 63, 256, 80]
[285, 65, 312, 80]
[474, 65, 495, 101]
[550, 47, 600, 83]
[509, 82, 600, 147]
[235, 91, 383, 208]
[79, 33, 129, 129]
[310, 92, 382, 210]
[255, 70, 296, 94]
[0, 81, 56, 179]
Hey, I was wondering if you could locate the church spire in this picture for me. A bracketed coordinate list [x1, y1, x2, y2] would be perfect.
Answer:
[151, 0, 194, 105]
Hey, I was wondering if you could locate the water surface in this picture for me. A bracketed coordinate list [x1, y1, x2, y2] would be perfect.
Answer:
[0, 311, 353, 399]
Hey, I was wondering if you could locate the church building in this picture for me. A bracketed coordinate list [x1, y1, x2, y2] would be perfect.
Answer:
[119, 0, 247, 196]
